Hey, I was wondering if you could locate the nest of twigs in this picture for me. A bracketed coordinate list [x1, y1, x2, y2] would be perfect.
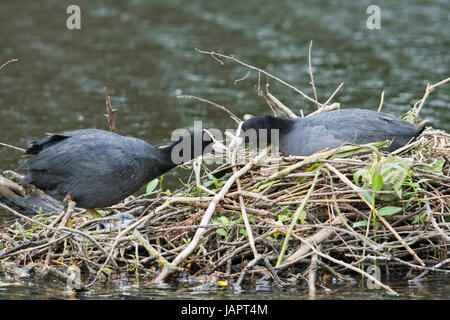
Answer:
[0, 51, 449, 296]
[1, 126, 449, 295]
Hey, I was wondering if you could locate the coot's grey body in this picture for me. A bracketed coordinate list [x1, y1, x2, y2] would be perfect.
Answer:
[18, 129, 207, 209]
[242, 108, 425, 157]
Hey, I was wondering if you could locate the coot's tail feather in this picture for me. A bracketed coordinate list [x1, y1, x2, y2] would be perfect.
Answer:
[416, 124, 426, 137]
[24, 134, 69, 155]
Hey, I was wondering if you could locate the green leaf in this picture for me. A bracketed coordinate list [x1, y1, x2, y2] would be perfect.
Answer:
[205, 171, 221, 189]
[239, 228, 247, 236]
[146, 179, 159, 194]
[376, 206, 402, 216]
[220, 216, 229, 224]
[102, 267, 112, 274]
[372, 164, 384, 191]
[306, 163, 323, 172]
[353, 220, 368, 228]
[294, 177, 307, 183]
[330, 140, 388, 158]
[353, 168, 369, 186]
[202, 180, 215, 188]
[253, 180, 277, 192]
[381, 162, 408, 176]
[360, 191, 373, 204]
[178, 178, 190, 188]
[298, 209, 307, 225]
[413, 213, 426, 225]
[216, 228, 227, 237]
[417, 158, 445, 174]
[357, 156, 413, 201]
[277, 214, 289, 224]
[415, 178, 431, 185]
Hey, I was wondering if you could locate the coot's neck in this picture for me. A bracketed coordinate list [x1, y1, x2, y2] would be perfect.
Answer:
[159, 132, 210, 169]
[139, 143, 179, 183]
[158, 143, 179, 171]
[159, 141, 181, 170]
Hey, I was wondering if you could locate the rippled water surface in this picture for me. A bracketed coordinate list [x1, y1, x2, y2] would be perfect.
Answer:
[0, 0, 449, 299]
[1, 272, 449, 300]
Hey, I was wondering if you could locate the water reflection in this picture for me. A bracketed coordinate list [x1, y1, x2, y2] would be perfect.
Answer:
[1, 273, 449, 300]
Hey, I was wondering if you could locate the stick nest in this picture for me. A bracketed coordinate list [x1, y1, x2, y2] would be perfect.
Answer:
[1, 126, 449, 293]
[0, 53, 449, 295]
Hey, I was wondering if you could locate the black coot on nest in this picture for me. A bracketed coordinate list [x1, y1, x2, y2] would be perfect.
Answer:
[18, 129, 213, 214]
[241, 108, 425, 156]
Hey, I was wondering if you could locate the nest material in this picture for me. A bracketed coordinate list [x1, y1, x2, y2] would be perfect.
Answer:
[0, 126, 449, 295]
[1, 54, 449, 296]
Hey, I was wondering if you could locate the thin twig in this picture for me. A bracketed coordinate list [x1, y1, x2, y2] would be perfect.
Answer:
[325, 163, 426, 267]
[234, 255, 262, 289]
[296, 233, 398, 295]
[426, 202, 450, 242]
[177, 95, 241, 123]
[308, 40, 319, 109]
[414, 77, 450, 116]
[377, 90, 385, 112]
[231, 123, 258, 258]
[103, 87, 117, 133]
[308, 251, 319, 298]
[0, 142, 25, 153]
[266, 91, 297, 118]
[154, 147, 269, 282]
[409, 254, 450, 283]
[276, 169, 321, 267]
[0, 59, 18, 71]
[195, 48, 322, 107]
[323, 82, 344, 106]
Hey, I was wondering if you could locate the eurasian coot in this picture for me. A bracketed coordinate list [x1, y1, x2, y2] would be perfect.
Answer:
[241, 108, 425, 156]
[18, 129, 213, 210]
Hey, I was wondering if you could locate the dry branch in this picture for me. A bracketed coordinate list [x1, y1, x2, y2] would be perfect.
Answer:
[196, 48, 322, 107]
[103, 87, 117, 133]
[0, 59, 18, 71]
[154, 147, 269, 282]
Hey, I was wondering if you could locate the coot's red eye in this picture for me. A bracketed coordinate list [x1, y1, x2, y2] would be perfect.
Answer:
[243, 128, 248, 132]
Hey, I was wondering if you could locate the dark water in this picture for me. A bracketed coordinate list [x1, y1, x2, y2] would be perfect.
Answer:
[1, 271, 449, 300]
[0, 0, 449, 299]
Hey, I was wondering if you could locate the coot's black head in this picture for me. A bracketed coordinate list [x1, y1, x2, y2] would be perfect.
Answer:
[166, 129, 214, 165]
[241, 115, 289, 146]
[242, 115, 284, 132]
